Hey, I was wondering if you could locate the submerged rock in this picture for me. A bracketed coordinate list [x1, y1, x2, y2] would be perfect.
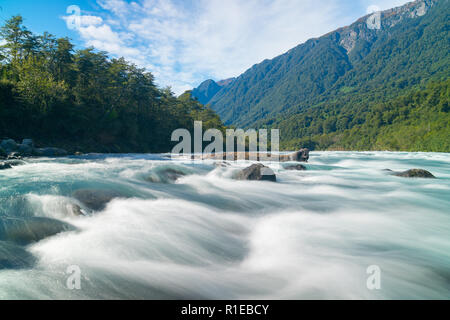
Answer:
[0, 241, 36, 270]
[394, 169, 436, 179]
[0, 162, 12, 170]
[0, 160, 27, 170]
[284, 164, 306, 171]
[0, 217, 75, 245]
[72, 189, 126, 211]
[214, 161, 231, 168]
[145, 167, 188, 183]
[67, 203, 87, 217]
[234, 164, 277, 182]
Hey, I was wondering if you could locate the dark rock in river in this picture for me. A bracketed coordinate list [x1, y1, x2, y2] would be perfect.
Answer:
[0, 241, 36, 270]
[289, 148, 310, 162]
[72, 189, 126, 211]
[0, 217, 75, 245]
[234, 164, 277, 182]
[394, 169, 436, 179]
[214, 161, 231, 168]
[6, 152, 22, 160]
[284, 164, 306, 171]
[0, 160, 27, 170]
[0, 162, 12, 170]
[145, 167, 188, 183]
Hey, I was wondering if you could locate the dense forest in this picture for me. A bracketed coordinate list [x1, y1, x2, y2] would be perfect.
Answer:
[279, 80, 449, 151]
[0, 16, 225, 153]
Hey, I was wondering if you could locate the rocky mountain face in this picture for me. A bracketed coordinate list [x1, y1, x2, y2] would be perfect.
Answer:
[191, 0, 444, 127]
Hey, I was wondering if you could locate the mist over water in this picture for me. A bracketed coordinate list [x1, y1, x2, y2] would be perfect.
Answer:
[0, 152, 449, 299]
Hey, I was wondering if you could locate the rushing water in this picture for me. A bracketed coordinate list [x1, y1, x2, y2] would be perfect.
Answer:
[0, 152, 449, 300]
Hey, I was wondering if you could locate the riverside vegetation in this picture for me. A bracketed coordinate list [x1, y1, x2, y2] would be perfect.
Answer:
[0, 16, 225, 154]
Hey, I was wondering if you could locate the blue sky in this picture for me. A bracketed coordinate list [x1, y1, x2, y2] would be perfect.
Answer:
[0, 0, 410, 93]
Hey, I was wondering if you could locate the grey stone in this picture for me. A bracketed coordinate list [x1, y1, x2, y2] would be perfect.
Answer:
[0, 217, 75, 245]
[284, 164, 307, 171]
[72, 189, 126, 211]
[394, 169, 436, 179]
[235, 164, 277, 182]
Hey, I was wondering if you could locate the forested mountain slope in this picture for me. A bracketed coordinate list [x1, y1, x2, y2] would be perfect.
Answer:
[192, 0, 449, 152]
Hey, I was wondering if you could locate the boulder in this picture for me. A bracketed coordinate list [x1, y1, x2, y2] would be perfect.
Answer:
[67, 203, 87, 217]
[0, 162, 12, 170]
[0, 217, 75, 245]
[0, 139, 17, 152]
[6, 152, 22, 160]
[6, 160, 26, 167]
[145, 167, 188, 183]
[0, 241, 36, 270]
[72, 189, 126, 211]
[234, 163, 277, 182]
[285, 148, 310, 162]
[284, 164, 306, 171]
[33, 147, 68, 157]
[394, 169, 436, 179]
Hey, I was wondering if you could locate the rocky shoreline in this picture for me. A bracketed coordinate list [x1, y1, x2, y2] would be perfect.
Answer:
[0, 138, 69, 160]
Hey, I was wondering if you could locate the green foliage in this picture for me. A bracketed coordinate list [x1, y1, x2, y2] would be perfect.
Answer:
[0, 16, 225, 153]
[280, 80, 450, 152]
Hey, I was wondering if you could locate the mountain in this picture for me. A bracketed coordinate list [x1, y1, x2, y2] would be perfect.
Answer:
[192, 0, 449, 151]
[192, 78, 235, 105]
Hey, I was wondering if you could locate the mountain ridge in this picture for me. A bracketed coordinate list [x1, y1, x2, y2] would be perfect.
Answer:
[192, 0, 447, 132]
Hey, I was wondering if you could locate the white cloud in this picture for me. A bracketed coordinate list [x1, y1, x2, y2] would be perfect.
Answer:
[64, 0, 410, 94]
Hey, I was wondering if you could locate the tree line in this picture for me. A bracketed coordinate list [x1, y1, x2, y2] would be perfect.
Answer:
[0, 15, 225, 153]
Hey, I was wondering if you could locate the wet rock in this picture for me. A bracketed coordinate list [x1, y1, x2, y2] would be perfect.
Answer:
[72, 189, 126, 211]
[6, 152, 22, 160]
[0, 241, 36, 270]
[0, 160, 27, 170]
[234, 163, 277, 182]
[214, 161, 231, 168]
[67, 203, 87, 217]
[0, 217, 75, 245]
[283, 148, 310, 162]
[0, 162, 12, 170]
[284, 164, 306, 171]
[394, 169, 436, 179]
[145, 167, 187, 183]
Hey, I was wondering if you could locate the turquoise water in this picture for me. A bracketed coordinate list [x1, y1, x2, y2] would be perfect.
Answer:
[0, 151, 449, 299]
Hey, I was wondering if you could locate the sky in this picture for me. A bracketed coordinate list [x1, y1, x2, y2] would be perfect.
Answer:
[0, 0, 411, 94]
